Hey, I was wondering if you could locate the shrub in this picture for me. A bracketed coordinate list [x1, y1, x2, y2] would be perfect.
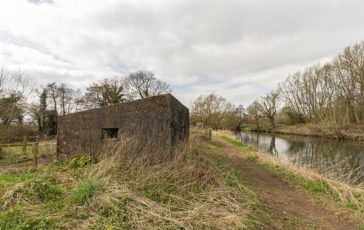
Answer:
[68, 154, 97, 168]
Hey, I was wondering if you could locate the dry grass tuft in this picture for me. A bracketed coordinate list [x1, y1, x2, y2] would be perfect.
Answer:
[83, 132, 257, 229]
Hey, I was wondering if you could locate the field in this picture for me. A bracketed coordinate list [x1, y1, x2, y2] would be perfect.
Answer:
[0, 130, 362, 229]
[0, 132, 271, 229]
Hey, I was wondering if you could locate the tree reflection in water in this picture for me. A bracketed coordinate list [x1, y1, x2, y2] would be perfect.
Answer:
[237, 132, 364, 185]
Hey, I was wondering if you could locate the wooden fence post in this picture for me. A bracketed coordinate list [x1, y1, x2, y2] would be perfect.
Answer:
[56, 140, 59, 160]
[32, 143, 38, 168]
[22, 136, 27, 154]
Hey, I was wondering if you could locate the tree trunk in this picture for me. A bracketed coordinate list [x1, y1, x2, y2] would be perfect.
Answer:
[270, 118, 275, 129]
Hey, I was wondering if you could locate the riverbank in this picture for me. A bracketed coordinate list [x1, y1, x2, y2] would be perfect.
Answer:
[242, 124, 364, 142]
[214, 131, 363, 229]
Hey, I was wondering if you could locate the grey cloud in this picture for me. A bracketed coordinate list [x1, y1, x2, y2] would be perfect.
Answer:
[0, 0, 363, 106]
[28, 0, 53, 5]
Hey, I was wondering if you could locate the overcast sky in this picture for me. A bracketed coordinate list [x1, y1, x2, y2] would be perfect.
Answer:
[0, 0, 363, 107]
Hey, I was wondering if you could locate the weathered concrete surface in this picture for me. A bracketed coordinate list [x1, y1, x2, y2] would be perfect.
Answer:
[57, 94, 189, 159]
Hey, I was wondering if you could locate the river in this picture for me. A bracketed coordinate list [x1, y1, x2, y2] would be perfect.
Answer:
[237, 131, 364, 186]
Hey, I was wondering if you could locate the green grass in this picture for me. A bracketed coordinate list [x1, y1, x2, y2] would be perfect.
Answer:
[0, 145, 32, 163]
[287, 216, 319, 230]
[248, 155, 259, 163]
[353, 211, 364, 219]
[218, 136, 257, 153]
[360, 222, 364, 230]
[0, 143, 56, 164]
[259, 163, 339, 201]
[0, 208, 62, 230]
[69, 179, 102, 205]
[0, 169, 40, 195]
[346, 202, 359, 210]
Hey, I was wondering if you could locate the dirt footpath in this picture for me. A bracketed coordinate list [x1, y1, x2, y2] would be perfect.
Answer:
[214, 138, 359, 230]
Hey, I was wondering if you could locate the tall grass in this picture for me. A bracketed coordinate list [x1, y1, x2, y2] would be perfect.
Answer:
[85, 134, 264, 229]
[69, 179, 101, 205]
[0, 130, 267, 229]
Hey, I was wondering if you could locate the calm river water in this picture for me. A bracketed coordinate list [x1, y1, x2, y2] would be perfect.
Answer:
[237, 132, 364, 185]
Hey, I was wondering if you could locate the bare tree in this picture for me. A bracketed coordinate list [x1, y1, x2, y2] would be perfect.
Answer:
[0, 67, 34, 128]
[332, 41, 364, 124]
[127, 71, 171, 99]
[58, 83, 81, 115]
[259, 90, 280, 129]
[247, 100, 263, 130]
[236, 105, 245, 131]
[278, 41, 364, 126]
[46, 82, 59, 115]
[80, 76, 129, 109]
[30, 89, 47, 134]
[190, 93, 236, 130]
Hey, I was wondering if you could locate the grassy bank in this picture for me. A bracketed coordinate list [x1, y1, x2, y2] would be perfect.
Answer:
[0, 133, 274, 229]
[241, 124, 364, 142]
[216, 134, 364, 228]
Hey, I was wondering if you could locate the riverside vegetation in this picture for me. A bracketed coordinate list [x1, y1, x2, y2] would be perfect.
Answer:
[0, 129, 363, 229]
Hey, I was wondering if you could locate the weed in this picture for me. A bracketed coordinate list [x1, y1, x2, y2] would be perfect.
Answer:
[68, 154, 97, 168]
[313, 197, 324, 204]
[248, 155, 259, 162]
[346, 202, 358, 210]
[23, 176, 63, 201]
[301, 180, 330, 194]
[287, 216, 319, 230]
[0, 208, 61, 230]
[353, 212, 363, 218]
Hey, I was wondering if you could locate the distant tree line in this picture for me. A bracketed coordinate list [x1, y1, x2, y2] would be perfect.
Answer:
[191, 40, 363, 130]
[0, 70, 171, 139]
[279, 41, 363, 127]
[1, 40, 362, 137]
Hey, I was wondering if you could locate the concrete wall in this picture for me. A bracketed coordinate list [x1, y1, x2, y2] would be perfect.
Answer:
[57, 94, 189, 159]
